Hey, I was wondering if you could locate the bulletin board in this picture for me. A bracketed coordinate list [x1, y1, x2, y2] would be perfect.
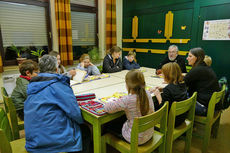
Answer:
[202, 19, 230, 40]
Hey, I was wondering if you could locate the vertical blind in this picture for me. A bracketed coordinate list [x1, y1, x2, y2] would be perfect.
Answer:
[0, 1, 48, 47]
[70, 0, 95, 7]
[71, 11, 96, 46]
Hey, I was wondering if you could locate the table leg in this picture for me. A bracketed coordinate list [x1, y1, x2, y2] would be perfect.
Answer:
[93, 120, 101, 153]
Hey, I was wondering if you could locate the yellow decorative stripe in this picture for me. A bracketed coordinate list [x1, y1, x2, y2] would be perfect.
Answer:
[169, 39, 190, 43]
[122, 39, 134, 42]
[135, 48, 149, 53]
[150, 49, 167, 54]
[132, 16, 138, 39]
[123, 48, 189, 56]
[150, 39, 167, 43]
[123, 48, 134, 51]
[164, 11, 174, 39]
[178, 51, 189, 56]
[135, 39, 149, 43]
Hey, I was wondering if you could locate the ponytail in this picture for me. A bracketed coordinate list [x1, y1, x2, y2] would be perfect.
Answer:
[135, 86, 149, 116]
[126, 69, 150, 116]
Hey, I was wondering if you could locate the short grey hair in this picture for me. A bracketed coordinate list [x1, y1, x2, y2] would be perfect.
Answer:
[39, 55, 58, 73]
[168, 45, 179, 52]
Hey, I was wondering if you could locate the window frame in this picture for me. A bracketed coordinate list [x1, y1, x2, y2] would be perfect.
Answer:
[0, 0, 51, 66]
[70, 0, 98, 48]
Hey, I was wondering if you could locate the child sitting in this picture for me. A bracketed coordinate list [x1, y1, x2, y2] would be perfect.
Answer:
[204, 55, 212, 66]
[152, 62, 188, 127]
[123, 51, 140, 70]
[76, 53, 100, 75]
[102, 46, 122, 73]
[11, 60, 39, 121]
[104, 69, 154, 145]
[49, 51, 76, 78]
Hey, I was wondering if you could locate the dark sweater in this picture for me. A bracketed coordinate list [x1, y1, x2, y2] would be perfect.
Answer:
[102, 54, 122, 73]
[158, 55, 187, 73]
[122, 57, 140, 70]
[184, 62, 220, 108]
[157, 83, 188, 127]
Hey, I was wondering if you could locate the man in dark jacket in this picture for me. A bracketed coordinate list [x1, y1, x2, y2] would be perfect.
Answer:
[157, 45, 187, 74]
[24, 55, 86, 153]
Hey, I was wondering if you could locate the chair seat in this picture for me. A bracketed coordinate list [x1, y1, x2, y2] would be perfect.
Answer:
[195, 111, 221, 124]
[10, 138, 27, 153]
[104, 130, 163, 153]
[173, 119, 192, 140]
[18, 121, 24, 130]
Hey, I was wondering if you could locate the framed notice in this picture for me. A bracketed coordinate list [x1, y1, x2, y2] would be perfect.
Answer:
[202, 19, 230, 40]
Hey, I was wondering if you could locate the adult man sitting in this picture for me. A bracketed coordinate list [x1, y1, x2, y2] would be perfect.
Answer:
[24, 55, 86, 153]
[156, 45, 187, 74]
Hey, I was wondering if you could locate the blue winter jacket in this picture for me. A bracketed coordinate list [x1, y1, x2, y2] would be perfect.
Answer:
[122, 56, 140, 70]
[24, 73, 83, 153]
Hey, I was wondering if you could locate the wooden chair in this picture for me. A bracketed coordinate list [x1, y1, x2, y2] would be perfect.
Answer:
[166, 92, 197, 153]
[102, 102, 168, 153]
[194, 85, 225, 153]
[186, 66, 192, 72]
[0, 108, 27, 153]
[1, 87, 24, 140]
[1, 87, 9, 113]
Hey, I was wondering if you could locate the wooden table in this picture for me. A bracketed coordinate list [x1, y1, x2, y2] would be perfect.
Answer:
[71, 67, 163, 153]
[71, 75, 123, 95]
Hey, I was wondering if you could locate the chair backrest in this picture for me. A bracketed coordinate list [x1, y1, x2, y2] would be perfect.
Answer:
[1, 90, 20, 140]
[1, 87, 9, 113]
[168, 92, 197, 129]
[207, 85, 225, 121]
[130, 102, 168, 152]
[0, 108, 13, 141]
[0, 129, 13, 153]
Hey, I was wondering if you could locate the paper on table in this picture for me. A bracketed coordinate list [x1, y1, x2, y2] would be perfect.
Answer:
[72, 69, 87, 84]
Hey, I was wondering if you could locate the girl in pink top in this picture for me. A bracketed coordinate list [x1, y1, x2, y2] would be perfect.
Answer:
[104, 69, 155, 145]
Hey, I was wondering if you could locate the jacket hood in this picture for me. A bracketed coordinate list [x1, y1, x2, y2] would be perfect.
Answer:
[27, 73, 70, 95]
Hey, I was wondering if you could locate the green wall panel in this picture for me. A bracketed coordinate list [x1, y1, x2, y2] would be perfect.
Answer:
[197, 3, 230, 78]
[123, 0, 230, 80]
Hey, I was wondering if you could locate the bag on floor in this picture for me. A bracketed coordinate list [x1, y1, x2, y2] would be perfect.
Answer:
[218, 77, 230, 110]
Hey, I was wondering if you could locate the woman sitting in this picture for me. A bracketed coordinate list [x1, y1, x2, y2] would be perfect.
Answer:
[184, 48, 220, 116]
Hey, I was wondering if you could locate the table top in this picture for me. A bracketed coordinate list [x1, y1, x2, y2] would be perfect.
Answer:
[71, 75, 124, 95]
[72, 67, 165, 99]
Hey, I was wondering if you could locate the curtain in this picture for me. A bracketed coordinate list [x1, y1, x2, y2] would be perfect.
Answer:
[106, 0, 117, 51]
[0, 55, 3, 73]
[55, 0, 73, 66]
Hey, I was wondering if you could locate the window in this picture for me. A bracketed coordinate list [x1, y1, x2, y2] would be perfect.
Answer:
[70, 0, 98, 60]
[0, 1, 50, 65]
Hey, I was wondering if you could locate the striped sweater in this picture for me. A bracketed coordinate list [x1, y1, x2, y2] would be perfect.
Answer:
[104, 91, 154, 145]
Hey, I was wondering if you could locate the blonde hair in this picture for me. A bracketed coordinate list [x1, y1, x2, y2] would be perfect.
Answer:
[162, 62, 183, 84]
[79, 54, 90, 62]
[125, 69, 149, 116]
[204, 55, 212, 66]
[108, 46, 122, 54]
[127, 51, 137, 62]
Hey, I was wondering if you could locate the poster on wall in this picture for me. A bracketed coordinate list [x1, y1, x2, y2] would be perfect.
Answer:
[202, 19, 230, 40]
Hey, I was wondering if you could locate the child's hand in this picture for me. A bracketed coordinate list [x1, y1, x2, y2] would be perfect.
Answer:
[89, 62, 94, 66]
[155, 86, 163, 92]
[69, 70, 76, 76]
[153, 89, 161, 96]
[80, 62, 84, 68]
